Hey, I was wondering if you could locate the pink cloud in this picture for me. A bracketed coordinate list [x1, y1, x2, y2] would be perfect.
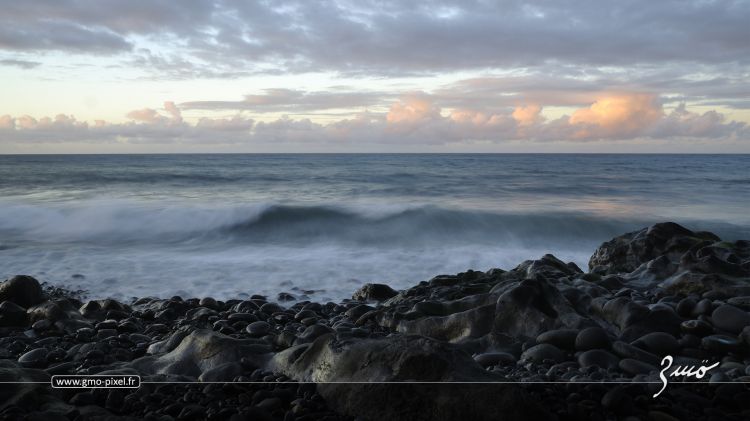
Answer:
[0, 114, 15, 129]
[1, 93, 747, 151]
[125, 108, 167, 124]
[569, 93, 664, 139]
[512, 104, 543, 126]
[386, 96, 441, 125]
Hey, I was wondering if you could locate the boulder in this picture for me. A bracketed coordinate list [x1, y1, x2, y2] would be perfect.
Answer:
[0, 275, 44, 308]
[536, 329, 579, 350]
[493, 277, 592, 339]
[588, 223, 707, 274]
[125, 329, 272, 378]
[520, 343, 565, 364]
[352, 283, 398, 301]
[575, 327, 611, 351]
[269, 334, 551, 421]
[0, 301, 28, 327]
[711, 305, 750, 334]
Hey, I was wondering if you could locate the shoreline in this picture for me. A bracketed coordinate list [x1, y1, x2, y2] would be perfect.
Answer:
[1, 221, 750, 420]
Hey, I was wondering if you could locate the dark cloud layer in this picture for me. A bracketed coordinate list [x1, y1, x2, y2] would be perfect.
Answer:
[0, 58, 40, 69]
[181, 89, 388, 113]
[1, 0, 748, 75]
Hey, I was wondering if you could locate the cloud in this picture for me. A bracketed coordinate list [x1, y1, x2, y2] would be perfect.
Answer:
[1, 94, 747, 151]
[649, 104, 747, 139]
[125, 101, 182, 124]
[512, 105, 543, 126]
[569, 93, 664, 139]
[386, 96, 441, 124]
[181, 89, 386, 113]
[0, 58, 40, 69]
[1, 1, 748, 77]
[0, 21, 130, 54]
[163, 101, 182, 122]
[125, 108, 168, 124]
[0, 114, 15, 129]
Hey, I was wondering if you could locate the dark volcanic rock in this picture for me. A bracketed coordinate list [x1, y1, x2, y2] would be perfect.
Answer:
[711, 304, 750, 334]
[611, 341, 660, 366]
[493, 277, 591, 339]
[577, 349, 620, 369]
[520, 343, 565, 364]
[126, 329, 272, 378]
[271, 334, 497, 383]
[0, 362, 56, 412]
[0, 300, 28, 327]
[588, 222, 710, 274]
[680, 319, 714, 337]
[701, 334, 742, 354]
[575, 327, 611, 351]
[632, 332, 680, 356]
[619, 358, 657, 375]
[474, 352, 516, 367]
[270, 334, 549, 420]
[536, 329, 579, 350]
[352, 283, 398, 301]
[18, 348, 48, 368]
[0, 275, 45, 308]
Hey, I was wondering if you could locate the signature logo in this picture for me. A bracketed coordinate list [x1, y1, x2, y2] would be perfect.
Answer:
[653, 355, 719, 398]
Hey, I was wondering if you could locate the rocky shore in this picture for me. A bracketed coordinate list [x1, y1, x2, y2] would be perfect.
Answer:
[2, 222, 750, 420]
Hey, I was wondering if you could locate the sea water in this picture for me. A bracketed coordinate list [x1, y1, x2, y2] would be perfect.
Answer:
[1, 154, 748, 301]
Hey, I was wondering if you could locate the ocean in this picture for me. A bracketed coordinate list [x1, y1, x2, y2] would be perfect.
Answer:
[1, 154, 748, 301]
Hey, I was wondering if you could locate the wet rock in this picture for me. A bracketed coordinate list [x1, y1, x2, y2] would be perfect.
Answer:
[259, 302, 283, 314]
[31, 319, 52, 332]
[277, 292, 296, 302]
[295, 324, 333, 344]
[198, 362, 243, 382]
[619, 358, 657, 375]
[577, 349, 619, 369]
[588, 222, 704, 274]
[611, 341, 661, 365]
[632, 332, 680, 355]
[198, 297, 218, 310]
[575, 327, 611, 351]
[18, 348, 48, 368]
[0, 300, 28, 327]
[246, 321, 272, 337]
[727, 296, 750, 310]
[0, 275, 45, 308]
[711, 304, 750, 334]
[600, 297, 649, 331]
[536, 329, 579, 350]
[26, 300, 70, 323]
[520, 343, 565, 364]
[675, 297, 696, 317]
[344, 304, 373, 320]
[493, 277, 591, 339]
[692, 298, 714, 317]
[352, 283, 398, 301]
[270, 334, 548, 420]
[393, 303, 495, 342]
[680, 319, 713, 337]
[701, 335, 743, 354]
[474, 352, 516, 367]
[127, 329, 272, 378]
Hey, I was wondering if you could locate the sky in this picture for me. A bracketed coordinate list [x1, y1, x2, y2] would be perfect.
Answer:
[0, 0, 749, 153]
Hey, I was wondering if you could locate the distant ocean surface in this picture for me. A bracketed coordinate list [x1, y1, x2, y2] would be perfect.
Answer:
[1, 154, 749, 301]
